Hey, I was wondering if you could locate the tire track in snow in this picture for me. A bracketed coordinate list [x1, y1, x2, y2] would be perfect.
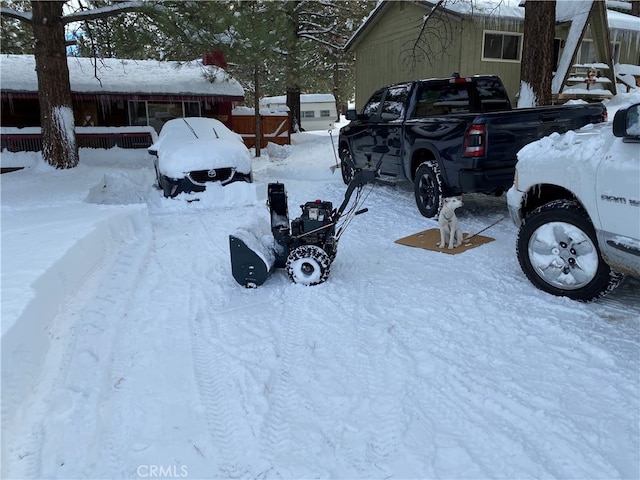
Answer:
[260, 286, 307, 461]
[4, 224, 151, 479]
[343, 276, 406, 475]
[185, 215, 261, 476]
[386, 307, 628, 479]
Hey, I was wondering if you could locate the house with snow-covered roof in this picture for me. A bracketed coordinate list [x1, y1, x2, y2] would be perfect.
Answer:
[0, 55, 244, 132]
[345, 0, 640, 107]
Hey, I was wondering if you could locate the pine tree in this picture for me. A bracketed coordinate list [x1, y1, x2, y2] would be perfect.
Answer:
[0, 0, 33, 53]
[1, 0, 156, 169]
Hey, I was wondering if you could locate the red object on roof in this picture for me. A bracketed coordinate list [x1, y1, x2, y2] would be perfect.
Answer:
[203, 50, 228, 69]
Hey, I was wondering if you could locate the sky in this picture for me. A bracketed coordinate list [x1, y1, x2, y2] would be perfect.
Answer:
[1, 91, 639, 479]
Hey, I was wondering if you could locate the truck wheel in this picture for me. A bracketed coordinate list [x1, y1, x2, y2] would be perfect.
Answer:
[286, 245, 332, 285]
[516, 199, 625, 302]
[339, 148, 355, 185]
[414, 161, 443, 218]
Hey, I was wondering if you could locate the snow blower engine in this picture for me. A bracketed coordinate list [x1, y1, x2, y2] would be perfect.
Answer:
[229, 161, 390, 287]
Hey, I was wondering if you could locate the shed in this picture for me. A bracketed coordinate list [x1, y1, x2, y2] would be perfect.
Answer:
[0, 55, 244, 132]
[260, 94, 338, 131]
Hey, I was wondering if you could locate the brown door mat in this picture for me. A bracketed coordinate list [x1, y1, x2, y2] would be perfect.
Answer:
[395, 228, 494, 255]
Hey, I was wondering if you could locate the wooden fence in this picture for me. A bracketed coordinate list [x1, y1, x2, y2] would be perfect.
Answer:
[232, 114, 291, 148]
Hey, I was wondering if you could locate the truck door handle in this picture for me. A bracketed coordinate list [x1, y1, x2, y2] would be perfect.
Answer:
[540, 116, 557, 123]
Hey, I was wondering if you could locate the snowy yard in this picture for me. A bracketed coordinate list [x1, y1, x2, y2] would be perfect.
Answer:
[1, 107, 639, 479]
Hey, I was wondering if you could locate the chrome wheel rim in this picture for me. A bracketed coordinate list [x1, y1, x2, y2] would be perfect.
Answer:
[527, 221, 599, 290]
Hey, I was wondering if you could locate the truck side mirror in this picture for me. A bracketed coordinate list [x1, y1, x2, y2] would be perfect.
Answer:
[345, 110, 359, 121]
[613, 103, 640, 141]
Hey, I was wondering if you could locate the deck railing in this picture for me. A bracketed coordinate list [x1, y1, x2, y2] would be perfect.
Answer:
[0, 127, 157, 153]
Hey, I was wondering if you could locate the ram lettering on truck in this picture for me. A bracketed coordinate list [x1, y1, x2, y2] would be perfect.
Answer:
[338, 74, 607, 218]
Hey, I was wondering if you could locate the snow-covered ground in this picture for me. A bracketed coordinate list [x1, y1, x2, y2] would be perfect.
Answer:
[1, 95, 639, 479]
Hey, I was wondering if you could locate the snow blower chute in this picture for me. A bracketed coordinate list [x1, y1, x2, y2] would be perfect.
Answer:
[229, 161, 390, 287]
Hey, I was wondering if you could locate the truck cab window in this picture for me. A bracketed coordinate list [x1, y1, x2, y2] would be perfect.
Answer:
[361, 89, 384, 119]
[415, 84, 470, 116]
[380, 85, 409, 121]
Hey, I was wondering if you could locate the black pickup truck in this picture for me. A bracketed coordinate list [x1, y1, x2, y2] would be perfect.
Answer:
[338, 74, 607, 217]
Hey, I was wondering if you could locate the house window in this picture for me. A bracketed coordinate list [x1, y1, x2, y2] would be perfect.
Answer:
[127, 100, 202, 132]
[482, 31, 522, 62]
[577, 39, 620, 64]
[320, 110, 331, 117]
[184, 101, 201, 117]
[302, 110, 315, 118]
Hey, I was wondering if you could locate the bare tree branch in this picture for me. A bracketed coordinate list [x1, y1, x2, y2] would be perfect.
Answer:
[399, 0, 453, 73]
[61, 1, 148, 25]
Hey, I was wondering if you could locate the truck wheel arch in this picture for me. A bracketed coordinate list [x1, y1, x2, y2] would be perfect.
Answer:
[522, 184, 578, 217]
[521, 184, 598, 228]
[409, 147, 439, 181]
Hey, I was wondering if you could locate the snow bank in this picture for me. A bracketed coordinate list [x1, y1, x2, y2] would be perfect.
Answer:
[1, 203, 152, 428]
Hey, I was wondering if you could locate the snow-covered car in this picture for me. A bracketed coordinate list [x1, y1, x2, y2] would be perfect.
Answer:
[507, 102, 640, 302]
[148, 117, 252, 198]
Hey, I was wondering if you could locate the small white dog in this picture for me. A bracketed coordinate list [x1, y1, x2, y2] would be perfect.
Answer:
[438, 196, 464, 249]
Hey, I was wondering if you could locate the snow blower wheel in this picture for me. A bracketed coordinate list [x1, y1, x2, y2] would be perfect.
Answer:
[286, 245, 331, 285]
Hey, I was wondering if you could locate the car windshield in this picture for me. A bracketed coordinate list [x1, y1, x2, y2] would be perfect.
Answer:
[160, 117, 237, 142]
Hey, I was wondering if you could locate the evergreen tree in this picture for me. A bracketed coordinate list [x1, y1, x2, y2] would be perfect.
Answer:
[0, 0, 33, 53]
[0, 0, 154, 169]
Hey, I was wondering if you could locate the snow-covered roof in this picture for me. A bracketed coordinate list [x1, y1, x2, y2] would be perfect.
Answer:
[260, 94, 336, 105]
[345, 0, 640, 51]
[0, 55, 244, 98]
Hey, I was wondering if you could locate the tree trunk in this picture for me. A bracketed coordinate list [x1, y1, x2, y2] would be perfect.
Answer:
[333, 61, 341, 122]
[632, 0, 639, 17]
[285, 0, 301, 133]
[519, 0, 556, 106]
[31, 1, 78, 168]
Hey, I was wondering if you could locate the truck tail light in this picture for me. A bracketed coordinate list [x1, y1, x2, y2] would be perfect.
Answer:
[464, 125, 486, 157]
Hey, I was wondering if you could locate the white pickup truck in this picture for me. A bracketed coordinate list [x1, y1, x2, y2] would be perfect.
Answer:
[507, 102, 640, 302]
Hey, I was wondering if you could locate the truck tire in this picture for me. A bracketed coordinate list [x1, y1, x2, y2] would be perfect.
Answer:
[286, 245, 331, 285]
[516, 199, 625, 302]
[414, 161, 443, 218]
[339, 148, 355, 185]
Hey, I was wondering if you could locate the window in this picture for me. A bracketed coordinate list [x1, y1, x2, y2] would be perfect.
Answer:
[184, 101, 201, 117]
[577, 39, 620, 64]
[301, 110, 315, 118]
[320, 110, 331, 117]
[482, 31, 522, 62]
[127, 100, 203, 132]
[414, 83, 470, 117]
[380, 85, 410, 121]
[361, 89, 384, 118]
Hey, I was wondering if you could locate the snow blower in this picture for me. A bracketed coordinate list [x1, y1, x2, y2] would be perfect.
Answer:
[229, 160, 390, 287]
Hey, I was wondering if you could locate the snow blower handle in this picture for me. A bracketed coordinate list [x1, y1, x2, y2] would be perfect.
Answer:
[336, 160, 386, 217]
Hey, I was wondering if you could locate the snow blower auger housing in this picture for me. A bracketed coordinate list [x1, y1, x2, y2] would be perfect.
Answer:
[229, 161, 390, 287]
